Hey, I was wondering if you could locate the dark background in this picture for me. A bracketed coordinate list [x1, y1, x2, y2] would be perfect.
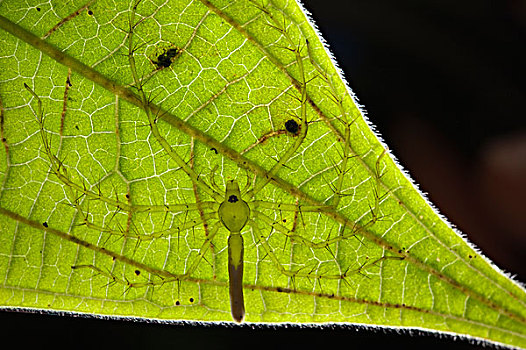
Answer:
[1, 1, 524, 349]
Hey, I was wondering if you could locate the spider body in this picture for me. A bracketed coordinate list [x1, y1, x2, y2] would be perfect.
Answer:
[218, 180, 250, 322]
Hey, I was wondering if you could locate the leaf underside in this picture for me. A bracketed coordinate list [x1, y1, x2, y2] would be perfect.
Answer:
[0, 0, 524, 348]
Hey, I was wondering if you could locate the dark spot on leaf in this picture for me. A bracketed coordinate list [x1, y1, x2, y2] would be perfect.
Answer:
[175, 300, 180, 306]
[155, 54, 172, 68]
[134, 270, 140, 276]
[285, 119, 299, 134]
[210, 147, 218, 154]
[153, 47, 181, 69]
[43, 222, 48, 228]
[88, 10, 93, 16]
[228, 195, 238, 203]
[189, 297, 194, 303]
[36, 7, 41, 11]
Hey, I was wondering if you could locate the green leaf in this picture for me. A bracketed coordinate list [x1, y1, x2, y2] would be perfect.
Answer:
[0, 0, 524, 348]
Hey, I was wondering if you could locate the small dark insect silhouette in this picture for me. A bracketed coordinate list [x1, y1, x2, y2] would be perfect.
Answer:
[153, 48, 181, 69]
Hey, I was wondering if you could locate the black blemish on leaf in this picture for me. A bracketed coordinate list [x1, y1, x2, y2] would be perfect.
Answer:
[285, 119, 299, 134]
[228, 195, 238, 203]
[155, 54, 172, 68]
[210, 147, 218, 154]
[87, 9, 93, 16]
[152, 47, 181, 69]
[43, 222, 48, 228]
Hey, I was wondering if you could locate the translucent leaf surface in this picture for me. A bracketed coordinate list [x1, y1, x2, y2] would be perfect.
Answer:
[0, 0, 524, 348]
